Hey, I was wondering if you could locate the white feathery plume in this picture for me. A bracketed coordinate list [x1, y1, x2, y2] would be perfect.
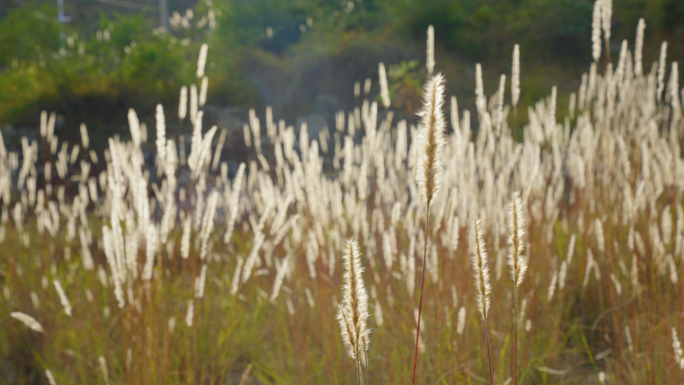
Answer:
[470, 218, 494, 384]
[80, 123, 89, 149]
[601, 0, 612, 48]
[512, 44, 521, 108]
[195, 264, 208, 299]
[592, 0, 602, 62]
[634, 19, 646, 77]
[270, 256, 290, 303]
[625, 325, 634, 352]
[426, 25, 434, 75]
[156, 104, 166, 169]
[196, 43, 208, 78]
[508, 191, 528, 383]
[471, 219, 491, 318]
[53, 279, 72, 317]
[190, 84, 198, 123]
[450, 96, 460, 133]
[128, 108, 141, 148]
[336, 239, 370, 362]
[10, 312, 45, 333]
[199, 76, 208, 107]
[547, 270, 558, 301]
[508, 192, 527, 286]
[567, 233, 576, 264]
[98, 356, 110, 385]
[595, 219, 605, 253]
[45, 370, 58, 385]
[230, 257, 244, 296]
[416, 73, 446, 207]
[40, 110, 47, 137]
[180, 216, 191, 259]
[179, 86, 188, 120]
[142, 225, 157, 281]
[199, 190, 219, 260]
[456, 306, 466, 335]
[475, 64, 485, 114]
[670, 62, 680, 112]
[657, 42, 668, 102]
[224, 163, 246, 243]
[378, 62, 390, 109]
[672, 327, 684, 370]
[185, 300, 194, 327]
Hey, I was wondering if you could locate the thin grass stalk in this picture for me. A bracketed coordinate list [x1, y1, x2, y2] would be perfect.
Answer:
[363, 347, 370, 385]
[412, 203, 430, 385]
[355, 355, 361, 385]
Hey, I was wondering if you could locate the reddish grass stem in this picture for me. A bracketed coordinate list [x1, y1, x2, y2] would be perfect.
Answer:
[484, 316, 493, 385]
[412, 204, 430, 385]
[514, 285, 518, 385]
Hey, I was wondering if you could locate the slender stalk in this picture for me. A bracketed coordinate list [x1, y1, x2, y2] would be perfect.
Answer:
[412, 203, 430, 385]
[484, 315, 494, 385]
[355, 355, 361, 385]
[363, 347, 370, 385]
[514, 285, 518, 385]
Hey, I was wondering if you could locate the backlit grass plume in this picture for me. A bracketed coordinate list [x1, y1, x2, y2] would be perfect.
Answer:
[10, 312, 45, 333]
[412, 73, 446, 385]
[507, 191, 527, 385]
[416, 73, 446, 207]
[336, 238, 370, 385]
[471, 219, 493, 385]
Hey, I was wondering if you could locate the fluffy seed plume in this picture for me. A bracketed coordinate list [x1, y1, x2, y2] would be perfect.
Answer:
[179, 86, 188, 120]
[378, 62, 390, 109]
[507, 192, 527, 287]
[336, 239, 370, 362]
[471, 219, 491, 318]
[53, 279, 72, 317]
[426, 25, 434, 75]
[10, 312, 45, 333]
[512, 44, 521, 108]
[45, 369, 58, 385]
[155, 104, 166, 168]
[634, 19, 646, 77]
[471, 218, 494, 384]
[416, 73, 446, 207]
[591, 0, 602, 62]
[673, 327, 684, 370]
[196, 43, 208, 78]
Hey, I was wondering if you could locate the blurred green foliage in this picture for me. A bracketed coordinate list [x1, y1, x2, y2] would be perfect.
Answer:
[0, 0, 682, 128]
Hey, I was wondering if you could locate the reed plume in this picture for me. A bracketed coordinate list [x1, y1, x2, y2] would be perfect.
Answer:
[471, 219, 493, 385]
[412, 73, 446, 385]
[512, 45, 520, 109]
[10, 311, 45, 333]
[336, 238, 370, 385]
[416, 75, 446, 207]
[507, 191, 526, 385]
[426, 25, 434, 75]
[592, 0, 602, 63]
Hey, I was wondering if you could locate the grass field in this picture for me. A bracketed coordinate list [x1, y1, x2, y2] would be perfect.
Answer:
[1, 2, 684, 384]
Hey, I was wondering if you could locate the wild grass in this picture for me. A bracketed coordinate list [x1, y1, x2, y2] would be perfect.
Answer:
[0, 3, 684, 385]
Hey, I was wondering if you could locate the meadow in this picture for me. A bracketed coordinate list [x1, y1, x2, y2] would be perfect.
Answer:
[1, 1, 684, 384]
